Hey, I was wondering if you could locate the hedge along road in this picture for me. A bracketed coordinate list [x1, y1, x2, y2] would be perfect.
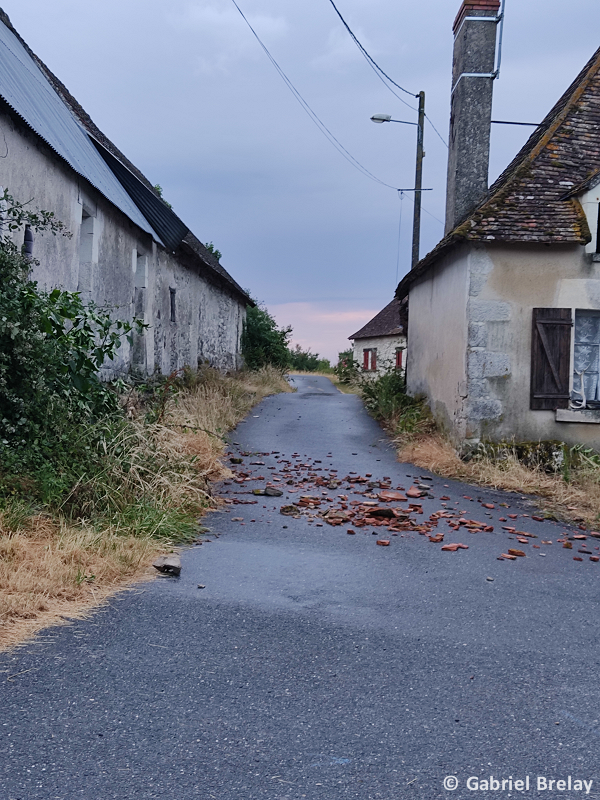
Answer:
[1, 374, 599, 800]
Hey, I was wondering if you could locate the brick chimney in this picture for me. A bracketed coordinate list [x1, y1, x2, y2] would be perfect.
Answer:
[445, 0, 500, 233]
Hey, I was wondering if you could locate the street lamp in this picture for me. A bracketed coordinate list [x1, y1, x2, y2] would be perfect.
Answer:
[371, 91, 426, 269]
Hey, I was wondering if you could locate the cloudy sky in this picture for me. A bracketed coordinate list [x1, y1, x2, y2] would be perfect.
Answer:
[6, 0, 600, 360]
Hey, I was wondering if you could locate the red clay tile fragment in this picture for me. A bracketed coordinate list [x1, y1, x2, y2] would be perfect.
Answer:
[500, 553, 517, 560]
[379, 490, 408, 502]
[563, 542, 573, 549]
[508, 548, 526, 557]
[429, 534, 444, 543]
[347, 529, 356, 535]
[482, 503, 495, 510]
[590, 556, 600, 563]
[532, 516, 545, 522]
[573, 557, 583, 562]
[376, 539, 390, 546]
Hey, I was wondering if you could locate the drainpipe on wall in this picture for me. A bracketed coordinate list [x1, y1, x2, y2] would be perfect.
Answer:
[445, 0, 501, 234]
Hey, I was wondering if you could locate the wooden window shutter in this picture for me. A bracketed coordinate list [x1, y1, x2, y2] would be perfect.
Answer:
[371, 349, 377, 371]
[363, 349, 369, 370]
[395, 349, 403, 369]
[530, 308, 572, 410]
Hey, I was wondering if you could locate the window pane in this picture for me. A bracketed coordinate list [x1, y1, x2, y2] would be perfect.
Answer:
[573, 310, 600, 404]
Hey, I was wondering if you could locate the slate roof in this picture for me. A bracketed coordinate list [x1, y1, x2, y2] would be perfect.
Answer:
[349, 298, 405, 340]
[397, 45, 600, 297]
[0, 8, 252, 305]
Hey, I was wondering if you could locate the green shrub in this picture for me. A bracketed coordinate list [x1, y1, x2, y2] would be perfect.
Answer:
[334, 349, 361, 384]
[0, 190, 143, 492]
[241, 304, 292, 370]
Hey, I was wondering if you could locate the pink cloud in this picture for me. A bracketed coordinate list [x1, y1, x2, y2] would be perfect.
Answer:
[269, 301, 379, 363]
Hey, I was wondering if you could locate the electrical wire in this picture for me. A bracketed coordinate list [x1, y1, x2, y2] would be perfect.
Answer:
[424, 115, 448, 148]
[421, 204, 445, 227]
[326, 0, 415, 98]
[325, 0, 449, 148]
[230, 0, 400, 191]
[326, 0, 418, 111]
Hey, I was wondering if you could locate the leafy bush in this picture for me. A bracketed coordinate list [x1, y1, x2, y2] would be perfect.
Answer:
[360, 367, 408, 420]
[0, 191, 143, 490]
[241, 304, 292, 370]
[334, 349, 361, 384]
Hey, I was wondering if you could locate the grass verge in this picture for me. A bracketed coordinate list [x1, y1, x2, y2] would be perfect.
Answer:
[0, 366, 290, 650]
[394, 425, 600, 531]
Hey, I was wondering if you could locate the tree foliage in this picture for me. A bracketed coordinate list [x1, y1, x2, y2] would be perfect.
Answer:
[241, 304, 292, 370]
[288, 344, 330, 372]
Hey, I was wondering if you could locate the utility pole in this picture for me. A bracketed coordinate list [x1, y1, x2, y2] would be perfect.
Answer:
[411, 91, 425, 269]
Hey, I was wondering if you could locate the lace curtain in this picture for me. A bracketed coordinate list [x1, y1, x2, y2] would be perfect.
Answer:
[572, 310, 600, 407]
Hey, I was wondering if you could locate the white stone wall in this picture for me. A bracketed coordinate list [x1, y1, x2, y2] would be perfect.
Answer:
[0, 108, 246, 376]
[352, 335, 406, 376]
[408, 238, 600, 450]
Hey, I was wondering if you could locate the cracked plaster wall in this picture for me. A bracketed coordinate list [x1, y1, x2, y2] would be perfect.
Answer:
[0, 109, 245, 378]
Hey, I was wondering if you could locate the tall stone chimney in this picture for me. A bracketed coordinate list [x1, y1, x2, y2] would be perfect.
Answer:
[445, 0, 500, 233]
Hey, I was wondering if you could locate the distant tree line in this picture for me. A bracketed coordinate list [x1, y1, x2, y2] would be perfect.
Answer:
[241, 304, 331, 372]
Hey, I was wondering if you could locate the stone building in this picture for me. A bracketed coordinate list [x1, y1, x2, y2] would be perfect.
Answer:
[397, 0, 600, 451]
[0, 9, 251, 377]
[349, 298, 407, 376]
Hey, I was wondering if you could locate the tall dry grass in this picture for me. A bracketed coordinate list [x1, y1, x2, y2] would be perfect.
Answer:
[0, 511, 163, 649]
[397, 433, 600, 529]
[0, 366, 291, 650]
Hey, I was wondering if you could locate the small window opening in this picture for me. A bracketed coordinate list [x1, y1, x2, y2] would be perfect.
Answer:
[596, 203, 600, 254]
[363, 348, 377, 371]
[395, 349, 403, 370]
[170, 288, 176, 323]
[80, 211, 94, 263]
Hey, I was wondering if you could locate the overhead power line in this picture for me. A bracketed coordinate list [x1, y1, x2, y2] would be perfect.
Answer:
[326, 0, 418, 110]
[229, 0, 400, 190]
[325, 0, 449, 148]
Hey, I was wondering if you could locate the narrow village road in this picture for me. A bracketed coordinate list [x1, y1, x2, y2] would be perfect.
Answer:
[1, 375, 600, 800]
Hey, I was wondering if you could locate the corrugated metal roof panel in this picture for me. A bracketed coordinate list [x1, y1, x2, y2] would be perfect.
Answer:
[0, 20, 160, 241]
[91, 138, 189, 252]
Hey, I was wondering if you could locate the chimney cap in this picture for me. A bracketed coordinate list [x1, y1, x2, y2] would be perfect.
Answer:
[453, 0, 501, 34]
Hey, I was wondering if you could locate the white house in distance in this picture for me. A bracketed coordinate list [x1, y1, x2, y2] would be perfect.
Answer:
[0, 8, 251, 377]
[397, 0, 600, 451]
[349, 298, 407, 376]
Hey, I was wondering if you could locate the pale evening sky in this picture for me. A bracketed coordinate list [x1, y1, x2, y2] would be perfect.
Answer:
[5, 0, 600, 360]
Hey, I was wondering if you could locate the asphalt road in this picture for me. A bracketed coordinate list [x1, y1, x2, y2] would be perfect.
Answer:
[1, 375, 599, 800]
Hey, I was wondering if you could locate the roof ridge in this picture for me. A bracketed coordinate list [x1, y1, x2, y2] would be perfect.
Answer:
[485, 46, 600, 205]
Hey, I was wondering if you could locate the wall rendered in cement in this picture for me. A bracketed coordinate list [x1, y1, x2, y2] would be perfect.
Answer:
[0, 109, 245, 377]
[466, 242, 600, 450]
[406, 245, 470, 441]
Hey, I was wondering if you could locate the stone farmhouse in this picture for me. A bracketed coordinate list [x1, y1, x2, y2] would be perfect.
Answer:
[397, 0, 600, 451]
[0, 9, 251, 377]
[349, 298, 407, 376]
